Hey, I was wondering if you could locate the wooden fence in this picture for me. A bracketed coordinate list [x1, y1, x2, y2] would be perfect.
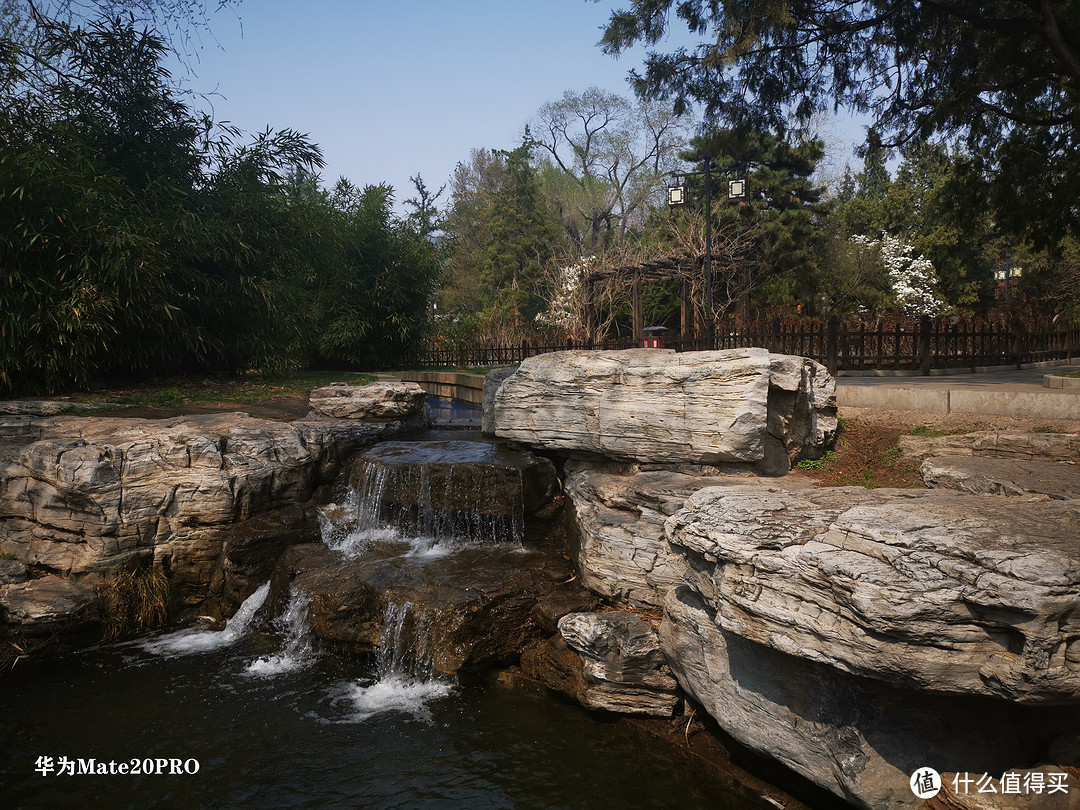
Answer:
[413, 316, 1079, 375]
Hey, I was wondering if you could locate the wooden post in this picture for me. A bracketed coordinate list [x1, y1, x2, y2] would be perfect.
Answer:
[826, 315, 839, 375]
[919, 315, 932, 375]
[681, 278, 692, 342]
[632, 271, 644, 344]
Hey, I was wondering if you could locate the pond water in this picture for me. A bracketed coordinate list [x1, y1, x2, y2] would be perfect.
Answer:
[2, 434, 758, 808]
[1, 612, 744, 809]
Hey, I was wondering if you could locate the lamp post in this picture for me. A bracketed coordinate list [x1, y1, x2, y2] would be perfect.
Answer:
[994, 255, 1022, 302]
[667, 161, 746, 344]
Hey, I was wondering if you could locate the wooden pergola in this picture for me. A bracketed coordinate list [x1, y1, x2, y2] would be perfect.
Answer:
[583, 253, 708, 343]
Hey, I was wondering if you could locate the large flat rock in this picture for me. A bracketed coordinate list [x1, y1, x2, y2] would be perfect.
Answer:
[493, 348, 836, 471]
[900, 431, 1080, 466]
[921, 454, 1080, 499]
[308, 381, 426, 421]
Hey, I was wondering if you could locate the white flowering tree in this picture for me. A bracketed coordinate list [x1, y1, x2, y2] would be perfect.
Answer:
[850, 234, 947, 317]
[535, 257, 596, 342]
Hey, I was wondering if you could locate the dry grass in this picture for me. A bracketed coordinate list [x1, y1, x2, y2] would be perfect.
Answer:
[96, 566, 173, 640]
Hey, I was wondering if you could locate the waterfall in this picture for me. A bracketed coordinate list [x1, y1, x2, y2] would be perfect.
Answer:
[245, 590, 316, 677]
[320, 440, 527, 559]
[141, 582, 270, 656]
[335, 600, 452, 722]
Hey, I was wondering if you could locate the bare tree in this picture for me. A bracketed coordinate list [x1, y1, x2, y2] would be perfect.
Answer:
[531, 87, 690, 253]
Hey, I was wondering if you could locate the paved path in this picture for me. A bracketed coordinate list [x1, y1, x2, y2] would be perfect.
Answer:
[835, 361, 1080, 419]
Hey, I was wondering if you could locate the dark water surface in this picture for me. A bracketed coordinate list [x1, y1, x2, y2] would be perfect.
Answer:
[1, 632, 742, 809]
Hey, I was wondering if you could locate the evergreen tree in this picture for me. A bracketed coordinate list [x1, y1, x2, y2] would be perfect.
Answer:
[681, 129, 829, 316]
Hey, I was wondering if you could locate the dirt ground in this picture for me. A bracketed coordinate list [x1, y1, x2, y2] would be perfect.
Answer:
[97, 397, 312, 421]
[787, 406, 1080, 490]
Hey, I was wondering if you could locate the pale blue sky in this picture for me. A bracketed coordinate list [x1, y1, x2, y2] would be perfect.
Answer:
[182, 1, 866, 209]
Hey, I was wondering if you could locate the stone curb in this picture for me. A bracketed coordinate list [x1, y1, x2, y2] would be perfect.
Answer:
[1044, 373, 1080, 390]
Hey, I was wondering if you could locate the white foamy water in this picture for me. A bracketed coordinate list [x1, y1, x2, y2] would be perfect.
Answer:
[325, 525, 401, 558]
[141, 582, 270, 656]
[401, 535, 456, 559]
[321, 600, 453, 722]
[245, 591, 316, 677]
[335, 676, 453, 723]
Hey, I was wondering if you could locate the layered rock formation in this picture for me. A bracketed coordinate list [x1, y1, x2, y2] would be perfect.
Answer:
[559, 441, 1080, 806]
[493, 348, 836, 473]
[902, 430, 1080, 500]
[0, 384, 425, 662]
[660, 484, 1080, 808]
[521, 610, 680, 717]
[664, 484, 1080, 704]
[563, 466, 726, 607]
[308, 380, 426, 422]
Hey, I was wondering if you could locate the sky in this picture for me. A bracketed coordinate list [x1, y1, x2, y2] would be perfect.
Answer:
[178, 1, 867, 212]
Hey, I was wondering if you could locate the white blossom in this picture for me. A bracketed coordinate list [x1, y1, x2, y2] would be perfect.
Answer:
[850, 233, 946, 316]
[535, 256, 595, 331]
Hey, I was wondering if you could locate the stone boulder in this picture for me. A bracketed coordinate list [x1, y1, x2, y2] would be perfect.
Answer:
[521, 610, 680, 717]
[662, 588, 1079, 810]
[900, 431, 1080, 466]
[660, 483, 1080, 808]
[564, 466, 728, 607]
[0, 412, 410, 663]
[901, 430, 1080, 500]
[493, 348, 836, 472]
[664, 484, 1080, 703]
[481, 367, 517, 437]
[269, 542, 567, 675]
[307, 380, 426, 421]
[529, 588, 600, 635]
[921, 454, 1080, 500]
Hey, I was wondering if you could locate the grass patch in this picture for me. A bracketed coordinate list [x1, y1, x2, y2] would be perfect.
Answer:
[1051, 371, 1080, 378]
[96, 566, 174, 640]
[1030, 425, 1059, 433]
[0, 552, 18, 561]
[67, 370, 377, 409]
[795, 450, 838, 471]
[796, 423, 924, 489]
[909, 425, 950, 438]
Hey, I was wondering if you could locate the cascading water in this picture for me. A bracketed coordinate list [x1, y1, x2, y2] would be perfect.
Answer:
[320, 440, 528, 558]
[140, 582, 271, 656]
[2, 436, 757, 807]
[335, 600, 453, 722]
[315, 438, 545, 719]
[245, 590, 317, 677]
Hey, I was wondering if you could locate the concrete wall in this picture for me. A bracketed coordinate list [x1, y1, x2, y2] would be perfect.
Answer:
[395, 372, 487, 405]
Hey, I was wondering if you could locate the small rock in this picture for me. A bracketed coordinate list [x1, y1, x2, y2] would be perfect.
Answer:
[524, 611, 681, 717]
[308, 381, 426, 421]
[530, 589, 599, 635]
